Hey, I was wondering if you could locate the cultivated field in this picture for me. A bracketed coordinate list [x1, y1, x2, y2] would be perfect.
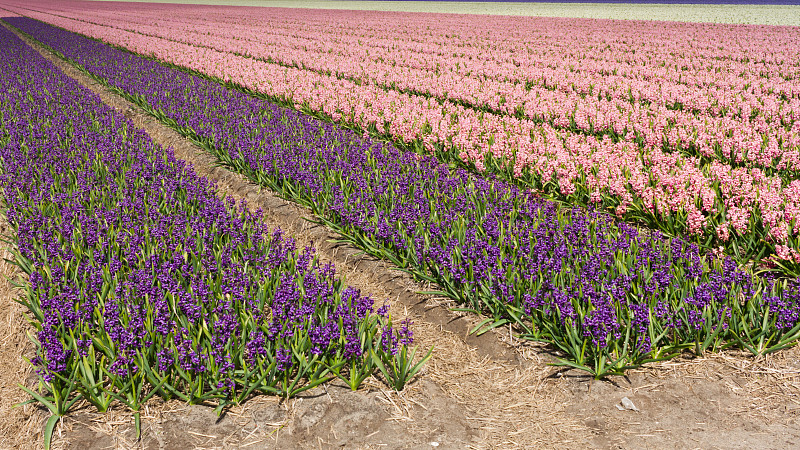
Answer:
[92, 0, 800, 26]
[1, 1, 800, 448]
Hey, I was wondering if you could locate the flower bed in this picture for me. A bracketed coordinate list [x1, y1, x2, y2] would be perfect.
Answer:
[8, 16, 800, 383]
[0, 23, 420, 448]
[4, 2, 800, 271]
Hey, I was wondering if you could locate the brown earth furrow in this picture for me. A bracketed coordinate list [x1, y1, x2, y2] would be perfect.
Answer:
[0, 215, 44, 450]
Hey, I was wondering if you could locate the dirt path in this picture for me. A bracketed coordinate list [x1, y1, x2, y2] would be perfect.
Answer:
[0, 215, 44, 450]
[3, 21, 800, 449]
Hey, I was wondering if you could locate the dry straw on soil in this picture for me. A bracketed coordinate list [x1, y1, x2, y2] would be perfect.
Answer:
[0, 216, 46, 450]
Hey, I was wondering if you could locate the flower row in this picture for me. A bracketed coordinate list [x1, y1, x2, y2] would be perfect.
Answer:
[0, 23, 419, 446]
[7, 7, 800, 270]
[14, 15, 800, 380]
[36, 5, 800, 178]
[24, 2, 800, 122]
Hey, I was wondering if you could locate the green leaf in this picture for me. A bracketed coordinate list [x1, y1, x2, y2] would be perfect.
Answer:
[43, 414, 60, 450]
[134, 412, 141, 441]
[17, 385, 57, 414]
[471, 318, 508, 336]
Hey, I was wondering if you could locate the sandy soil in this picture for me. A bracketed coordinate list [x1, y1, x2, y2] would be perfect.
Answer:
[84, 0, 800, 26]
[3, 21, 800, 450]
[0, 215, 44, 450]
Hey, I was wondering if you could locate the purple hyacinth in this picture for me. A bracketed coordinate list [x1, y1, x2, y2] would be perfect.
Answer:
[0, 22, 413, 408]
[9, 16, 800, 377]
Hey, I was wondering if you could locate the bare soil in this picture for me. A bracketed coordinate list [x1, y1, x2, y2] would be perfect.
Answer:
[0, 215, 45, 450]
[2, 21, 800, 450]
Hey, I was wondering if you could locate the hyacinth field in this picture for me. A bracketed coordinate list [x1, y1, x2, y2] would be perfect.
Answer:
[5, 2, 800, 272]
[2, 0, 800, 447]
[0, 17, 427, 448]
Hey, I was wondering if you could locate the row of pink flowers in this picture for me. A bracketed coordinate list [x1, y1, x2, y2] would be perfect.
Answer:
[7, 1, 800, 257]
[45, 4, 800, 123]
[30, 3, 800, 175]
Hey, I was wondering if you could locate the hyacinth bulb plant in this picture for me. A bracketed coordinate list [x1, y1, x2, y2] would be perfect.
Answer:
[0, 25, 426, 449]
[5, 8, 800, 276]
[9, 17, 800, 381]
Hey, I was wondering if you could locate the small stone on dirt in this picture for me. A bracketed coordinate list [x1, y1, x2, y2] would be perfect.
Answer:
[616, 396, 639, 411]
